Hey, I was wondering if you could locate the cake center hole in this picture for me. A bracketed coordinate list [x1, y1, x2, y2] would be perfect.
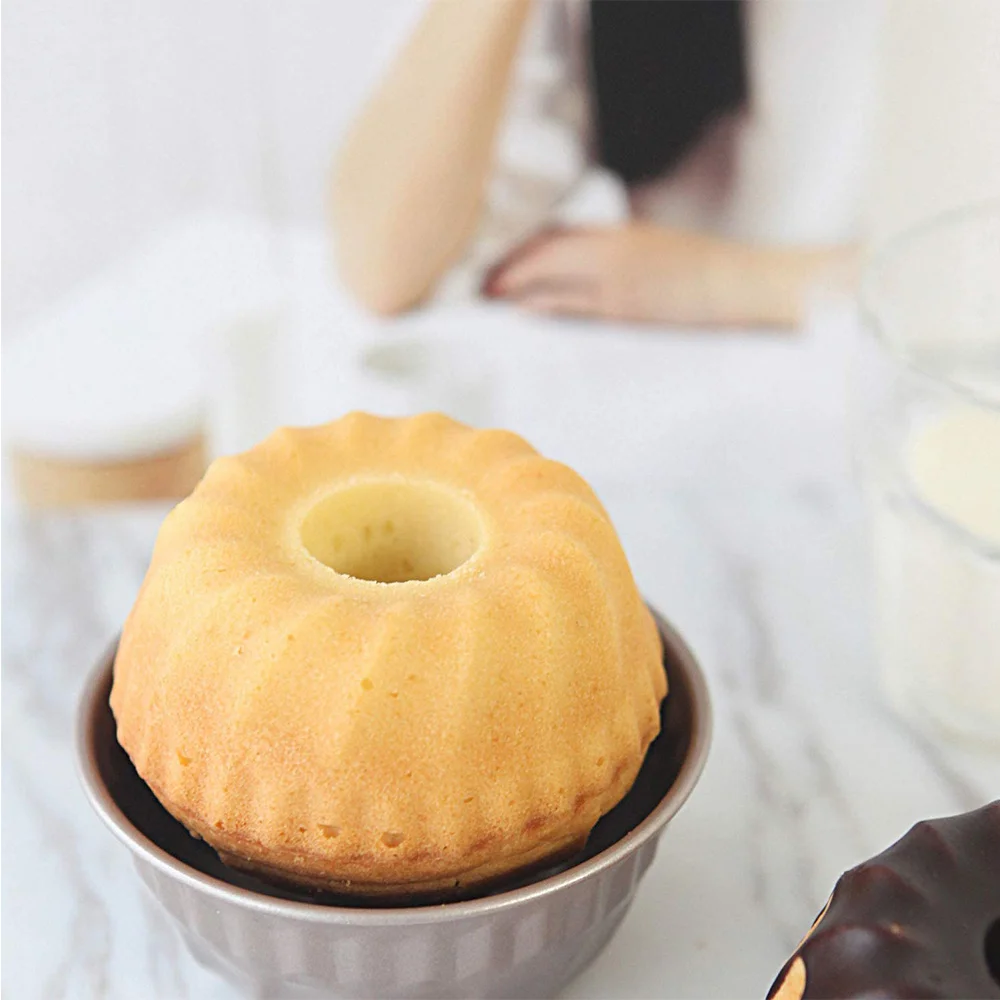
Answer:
[986, 915, 1000, 987]
[300, 480, 483, 584]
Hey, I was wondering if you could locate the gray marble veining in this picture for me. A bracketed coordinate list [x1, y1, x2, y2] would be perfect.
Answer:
[4, 300, 998, 998]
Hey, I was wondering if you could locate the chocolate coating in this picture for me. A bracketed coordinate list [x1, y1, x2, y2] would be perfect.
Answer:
[768, 801, 1000, 1000]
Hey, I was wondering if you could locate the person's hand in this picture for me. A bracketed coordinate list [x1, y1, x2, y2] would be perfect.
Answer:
[483, 222, 846, 328]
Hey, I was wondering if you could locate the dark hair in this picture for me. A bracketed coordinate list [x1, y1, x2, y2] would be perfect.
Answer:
[588, 0, 748, 186]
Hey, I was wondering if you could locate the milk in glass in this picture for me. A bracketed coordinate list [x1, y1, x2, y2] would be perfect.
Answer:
[872, 390, 1000, 742]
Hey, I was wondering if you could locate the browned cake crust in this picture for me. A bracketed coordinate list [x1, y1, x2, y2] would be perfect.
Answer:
[111, 413, 666, 896]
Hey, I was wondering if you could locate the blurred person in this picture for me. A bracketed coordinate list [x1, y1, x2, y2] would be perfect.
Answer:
[333, 0, 880, 327]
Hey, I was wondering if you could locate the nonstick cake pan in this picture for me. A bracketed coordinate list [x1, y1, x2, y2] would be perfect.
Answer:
[78, 609, 712, 999]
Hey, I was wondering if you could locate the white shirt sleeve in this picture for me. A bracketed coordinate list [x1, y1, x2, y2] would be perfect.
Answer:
[728, 0, 887, 245]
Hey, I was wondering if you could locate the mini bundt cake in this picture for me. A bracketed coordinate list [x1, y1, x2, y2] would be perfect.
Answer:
[111, 412, 666, 897]
[768, 801, 1000, 999]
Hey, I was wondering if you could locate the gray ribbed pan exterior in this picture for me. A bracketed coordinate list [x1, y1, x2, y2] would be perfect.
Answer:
[78, 613, 711, 999]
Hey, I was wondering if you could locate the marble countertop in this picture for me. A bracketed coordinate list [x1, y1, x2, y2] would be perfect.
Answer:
[3, 222, 997, 999]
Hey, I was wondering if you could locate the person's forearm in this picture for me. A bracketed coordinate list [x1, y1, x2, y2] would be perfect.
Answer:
[483, 223, 859, 329]
[333, 0, 533, 314]
[735, 244, 859, 327]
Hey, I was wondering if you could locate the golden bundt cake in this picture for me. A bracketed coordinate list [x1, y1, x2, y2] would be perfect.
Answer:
[111, 412, 666, 897]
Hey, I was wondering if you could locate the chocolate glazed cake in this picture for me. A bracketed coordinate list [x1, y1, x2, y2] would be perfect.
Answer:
[768, 801, 1000, 1000]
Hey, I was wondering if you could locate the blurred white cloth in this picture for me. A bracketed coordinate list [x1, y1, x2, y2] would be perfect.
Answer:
[361, 0, 885, 299]
[2, 215, 284, 465]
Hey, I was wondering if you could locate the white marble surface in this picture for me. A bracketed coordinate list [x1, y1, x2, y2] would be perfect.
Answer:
[3, 223, 998, 999]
